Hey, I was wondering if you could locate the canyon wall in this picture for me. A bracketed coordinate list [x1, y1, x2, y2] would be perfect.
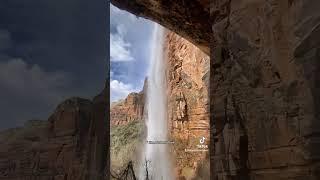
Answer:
[112, 0, 320, 179]
[110, 79, 147, 126]
[165, 31, 210, 179]
[210, 0, 320, 179]
[109, 80, 146, 175]
[0, 88, 108, 180]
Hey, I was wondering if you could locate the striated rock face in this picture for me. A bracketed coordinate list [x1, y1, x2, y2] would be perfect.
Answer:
[0, 89, 108, 179]
[110, 0, 210, 54]
[210, 0, 320, 179]
[110, 79, 147, 126]
[165, 31, 210, 179]
[110, 93, 144, 126]
[111, 0, 320, 179]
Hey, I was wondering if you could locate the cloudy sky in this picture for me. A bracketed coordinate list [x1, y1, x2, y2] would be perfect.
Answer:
[110, 4, 153, 102]
[0, 0, 107, 130]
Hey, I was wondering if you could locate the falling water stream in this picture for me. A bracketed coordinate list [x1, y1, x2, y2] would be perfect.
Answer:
[140, 23, 175, 180]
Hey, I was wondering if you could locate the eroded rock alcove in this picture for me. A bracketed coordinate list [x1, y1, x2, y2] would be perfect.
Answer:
[112, 0, 320, 179]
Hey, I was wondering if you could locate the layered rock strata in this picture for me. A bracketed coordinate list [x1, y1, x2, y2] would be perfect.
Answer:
[210, 0, 320, 179]
[110, 79, 147, 126]
[165, 31, 210, 179]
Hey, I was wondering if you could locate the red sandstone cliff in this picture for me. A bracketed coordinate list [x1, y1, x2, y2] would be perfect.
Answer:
[110, 78, 147, 126]
[110, 79, 147, 176]
[165, 31, 210, 179]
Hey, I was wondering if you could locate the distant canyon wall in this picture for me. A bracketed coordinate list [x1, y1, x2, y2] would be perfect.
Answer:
[0, 88, 108, 180]
[110, 79, 147, 127]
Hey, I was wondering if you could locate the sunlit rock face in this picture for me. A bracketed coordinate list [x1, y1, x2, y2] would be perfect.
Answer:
[210, 0, 320, 179]
[0, 89, 108, 180]
[165, 31, 210, 179]
[110, 80, 147, 126]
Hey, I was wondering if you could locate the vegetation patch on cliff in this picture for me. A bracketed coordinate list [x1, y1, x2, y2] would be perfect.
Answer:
[110, 120, 146, 172]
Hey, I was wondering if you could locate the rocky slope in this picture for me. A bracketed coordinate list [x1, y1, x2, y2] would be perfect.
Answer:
[165, 31, 210, 179]
[0, 88, 108, 180]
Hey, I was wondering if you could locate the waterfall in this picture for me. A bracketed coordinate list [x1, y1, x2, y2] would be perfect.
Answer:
[139, 23, 174, 180]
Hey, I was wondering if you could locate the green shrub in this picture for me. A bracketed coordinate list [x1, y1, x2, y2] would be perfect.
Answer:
[110, 120, 146, 170]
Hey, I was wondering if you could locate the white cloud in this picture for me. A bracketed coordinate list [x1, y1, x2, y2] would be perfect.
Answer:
[109, 3, 153, 102]
[110, 4, 137, 22]
[116, 24, 127, 36]
[110, 4, 140, 62]
[110, 79, 137, 102]
[110, 31, 134, 62]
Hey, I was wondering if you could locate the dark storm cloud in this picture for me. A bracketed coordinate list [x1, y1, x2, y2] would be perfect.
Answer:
[0, 59, 73, 129]
[0, 0, 108, 130]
